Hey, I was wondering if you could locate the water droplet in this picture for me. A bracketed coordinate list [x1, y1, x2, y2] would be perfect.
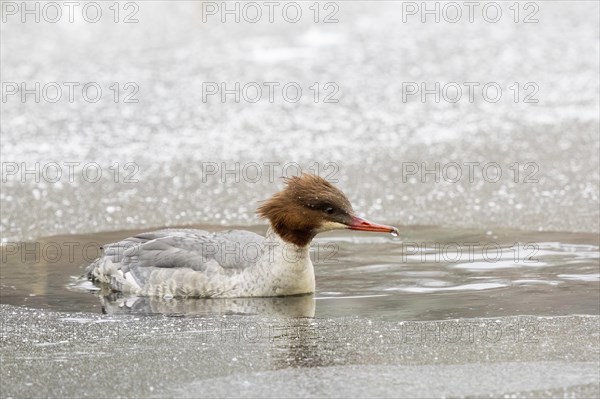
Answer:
[390, 229, 399, 237]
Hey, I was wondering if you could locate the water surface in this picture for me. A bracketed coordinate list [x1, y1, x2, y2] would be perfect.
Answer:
[2, 225, 598, 320]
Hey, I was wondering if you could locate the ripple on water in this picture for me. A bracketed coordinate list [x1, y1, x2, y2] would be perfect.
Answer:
[386, 282, 509, 294]
[513, 279, 561, 286]
[452, 260, 549, 270]
[1, 226, 598, 319]
[557, 274, 600, 282]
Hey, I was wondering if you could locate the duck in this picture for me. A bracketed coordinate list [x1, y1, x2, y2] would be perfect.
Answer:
[85, 173, 398, 298]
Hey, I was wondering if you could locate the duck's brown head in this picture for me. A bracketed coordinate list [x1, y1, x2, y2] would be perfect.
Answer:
[257, 174, 398, 247]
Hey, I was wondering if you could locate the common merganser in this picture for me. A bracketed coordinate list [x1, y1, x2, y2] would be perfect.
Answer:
[86, 174, 398, 298]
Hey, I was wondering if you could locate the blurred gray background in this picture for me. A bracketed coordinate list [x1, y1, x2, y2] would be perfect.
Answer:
[2, 1, 599, 241]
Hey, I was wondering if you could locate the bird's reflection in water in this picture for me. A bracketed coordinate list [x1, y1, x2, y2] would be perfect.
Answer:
[269, 317, 343, 369]
[98, 293, 316, 318]
[97, 291, 340, 369]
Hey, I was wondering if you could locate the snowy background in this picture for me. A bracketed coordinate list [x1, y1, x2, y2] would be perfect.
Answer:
[1, 1, 599, 241]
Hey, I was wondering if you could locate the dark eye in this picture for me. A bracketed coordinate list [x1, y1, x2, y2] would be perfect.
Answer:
[324, 207, 335, 214]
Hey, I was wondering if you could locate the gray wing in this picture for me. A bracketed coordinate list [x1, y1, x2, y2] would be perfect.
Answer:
[85, 229, 264, 293]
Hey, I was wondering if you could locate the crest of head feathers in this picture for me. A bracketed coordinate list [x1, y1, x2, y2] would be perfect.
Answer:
[257, 174, 354, 247]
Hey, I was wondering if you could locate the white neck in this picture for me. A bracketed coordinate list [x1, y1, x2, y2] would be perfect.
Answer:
[236, 227, 315, 297]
